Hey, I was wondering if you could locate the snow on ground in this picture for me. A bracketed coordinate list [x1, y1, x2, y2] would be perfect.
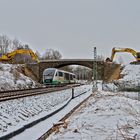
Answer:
[0, 85, 91, 138]
[0, 63, 40, 91]
[115, 64, 140, 89]
[11, 85, 92, 140]
[48, 84, 140, 140]
[1, 63, 140, 139]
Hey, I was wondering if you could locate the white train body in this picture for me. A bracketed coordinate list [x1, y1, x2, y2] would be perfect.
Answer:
[43, 68, 76, 85]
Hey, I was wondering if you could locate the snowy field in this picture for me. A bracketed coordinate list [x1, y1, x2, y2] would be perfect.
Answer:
[48, 65, 140, 140]
[0, 85, 91, 138]
[48, 86, 140, 140]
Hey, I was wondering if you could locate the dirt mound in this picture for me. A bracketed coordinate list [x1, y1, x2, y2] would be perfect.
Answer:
[16, 65, 39, 82]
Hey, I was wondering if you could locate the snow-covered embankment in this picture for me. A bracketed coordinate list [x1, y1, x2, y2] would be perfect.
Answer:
[0, 64, 40, 91]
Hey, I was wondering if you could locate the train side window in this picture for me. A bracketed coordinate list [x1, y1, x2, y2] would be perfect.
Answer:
[70, 74, 73, 80]
[64, 73, 66, 79]
[55, 72, 58, 76]
[65, 73, 69, 80]
[58, 71, 63, 77]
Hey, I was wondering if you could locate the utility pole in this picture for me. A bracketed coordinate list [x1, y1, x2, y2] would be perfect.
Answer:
[138, 83, 140, 101]
[92, 47, 98, 91]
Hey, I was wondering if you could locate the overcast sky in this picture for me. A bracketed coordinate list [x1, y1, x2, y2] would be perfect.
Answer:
[0, 0, 140, 62]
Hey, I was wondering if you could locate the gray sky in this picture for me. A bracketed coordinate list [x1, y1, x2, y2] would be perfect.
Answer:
[0, 0, 140, 62]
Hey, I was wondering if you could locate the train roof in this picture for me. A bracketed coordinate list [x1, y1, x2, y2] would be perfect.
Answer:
[43, 68, 75, 75]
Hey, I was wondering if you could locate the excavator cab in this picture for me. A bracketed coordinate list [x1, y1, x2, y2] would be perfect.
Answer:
[136, 52, 140, 59]
[131, 52, 140, 64]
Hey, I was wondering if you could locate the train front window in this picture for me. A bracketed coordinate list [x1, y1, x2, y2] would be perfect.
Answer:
[43, 69, 55, 79]
[55, 72, 58, 76]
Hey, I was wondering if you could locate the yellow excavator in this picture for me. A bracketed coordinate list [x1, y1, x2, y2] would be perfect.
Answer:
[0, 49, 39, 63]
[106, 47, 140, 64]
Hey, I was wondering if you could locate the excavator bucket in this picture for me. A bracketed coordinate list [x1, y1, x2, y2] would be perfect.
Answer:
[130, 61, 140, 65]
[106, 57, 112, 62]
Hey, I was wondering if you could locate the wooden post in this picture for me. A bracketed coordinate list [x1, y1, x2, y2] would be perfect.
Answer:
[72, 88, 74, 99]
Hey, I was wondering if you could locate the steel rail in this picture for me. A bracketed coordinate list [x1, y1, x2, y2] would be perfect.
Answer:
[0, 84, 81, 102]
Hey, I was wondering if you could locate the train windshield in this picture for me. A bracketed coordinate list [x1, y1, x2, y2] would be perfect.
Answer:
[43, 69, 55, 79]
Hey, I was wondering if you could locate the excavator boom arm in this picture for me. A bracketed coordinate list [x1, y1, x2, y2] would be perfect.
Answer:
[110, 47, 139, 62]
[0, 49, 38, 62]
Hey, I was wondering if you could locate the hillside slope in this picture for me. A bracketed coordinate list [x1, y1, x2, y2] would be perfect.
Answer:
[115, 64, 140, 90]
[0, 63, 41, 91]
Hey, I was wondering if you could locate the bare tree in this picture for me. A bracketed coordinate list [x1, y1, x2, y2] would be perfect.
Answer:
[12, 38, 21, 50]
[73, 66, 92, 80]
[97, 55, 104, 61]
[24, 44, 30, 50]
[60, 66, 73, 72]
[52, 50, 62, 59]
[42, 49, 62, 60]
[0, 35, 11, 54]
[12, 39, 30, 50]
[35, 50, 41, 60]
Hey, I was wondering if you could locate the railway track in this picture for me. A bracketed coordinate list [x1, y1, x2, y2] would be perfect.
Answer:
[0, 84, 81, 102]
[0, 84, 93, 140]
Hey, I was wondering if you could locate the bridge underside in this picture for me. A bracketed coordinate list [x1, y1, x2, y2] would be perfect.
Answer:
[39, 60, 104, 69]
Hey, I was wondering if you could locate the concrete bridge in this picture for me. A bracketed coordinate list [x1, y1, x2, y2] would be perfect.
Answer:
[26, 59, 120, 82]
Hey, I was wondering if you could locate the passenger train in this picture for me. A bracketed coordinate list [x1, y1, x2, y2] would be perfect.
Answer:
[43, 68, 76, 85]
